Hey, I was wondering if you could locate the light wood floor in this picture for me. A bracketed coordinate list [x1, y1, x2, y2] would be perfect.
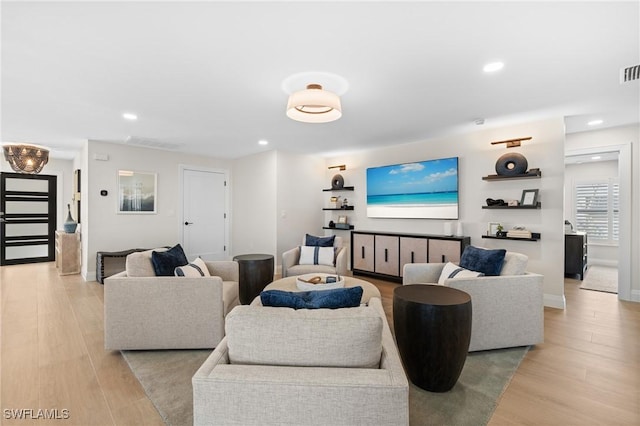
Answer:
[1, 263, 639, 425]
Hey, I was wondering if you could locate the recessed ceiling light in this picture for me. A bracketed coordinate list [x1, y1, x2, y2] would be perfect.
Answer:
[591, 156, 602, 160]
[258, 140, 268, 146]
[122, 113, 138, 121]
[483, 62, 504, 73]
[587, 119, 603, 126]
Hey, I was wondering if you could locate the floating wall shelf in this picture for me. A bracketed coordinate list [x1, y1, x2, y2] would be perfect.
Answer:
[322, 186, 354, 191]
[482, 171, 542, 181]
[482, 202, 541, 209]
[482, 233, 541, 242]
[323, 206, 354, 211]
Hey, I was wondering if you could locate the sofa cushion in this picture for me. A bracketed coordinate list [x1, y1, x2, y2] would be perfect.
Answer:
[175, 257, 211, 277]
[305, 234, 335, 247]
[225, 304, 382, 368]
[286, 264, 338, 276]
[151, 244, 188, 276]
[299, 245, 336, 266]
[438, 262, 484, 285]
[499, 252, 529, 276]
[126, 248, 167, 277]
[459, 246, 506, 276]
[260, 287, 363, 309]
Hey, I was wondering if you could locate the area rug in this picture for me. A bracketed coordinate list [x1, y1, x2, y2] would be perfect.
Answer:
[580, 265, 618, 294]
[123, 346, 527, 426]
[121, 349, 212, 426]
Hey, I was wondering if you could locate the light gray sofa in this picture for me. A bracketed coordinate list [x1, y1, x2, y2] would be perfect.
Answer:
[104, 249, 239, 350]
[282, 235, 348, 278]
[192, 297, 409, 425]
[403, 251, 544, 352]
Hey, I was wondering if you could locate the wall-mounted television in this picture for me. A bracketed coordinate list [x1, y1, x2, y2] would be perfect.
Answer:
[366, 157, 459, 219]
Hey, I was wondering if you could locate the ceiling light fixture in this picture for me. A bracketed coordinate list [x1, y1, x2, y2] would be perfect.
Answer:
[286, 84, 342, 123]
[483, 62, 504, 73]
[2, 144, 50, 174]
[258, 140, 269, 145]
[123, 112, 138, 121]
[591, 156, 602, 160]
[587, 119, 603, 126]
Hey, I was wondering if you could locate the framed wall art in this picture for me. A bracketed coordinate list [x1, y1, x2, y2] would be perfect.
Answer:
[520, 189, 539, 207]
[117, 170, 157, 214]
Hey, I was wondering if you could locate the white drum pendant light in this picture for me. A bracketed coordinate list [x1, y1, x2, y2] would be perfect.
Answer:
[286, 84, 342, 123]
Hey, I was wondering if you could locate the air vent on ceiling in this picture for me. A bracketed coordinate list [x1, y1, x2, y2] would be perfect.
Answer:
[125, 136, 182, 151]
[620, 64, 640, 83]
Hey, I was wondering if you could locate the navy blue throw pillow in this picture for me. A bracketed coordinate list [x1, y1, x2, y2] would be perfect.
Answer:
[459, 246, 506, 276]
[305, 234, 335, 247]
[260, 286, 363, 309]
[151, 244, 188, 276]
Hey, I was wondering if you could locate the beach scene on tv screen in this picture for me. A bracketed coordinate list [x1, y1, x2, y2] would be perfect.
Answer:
[366, 157, 459, 219]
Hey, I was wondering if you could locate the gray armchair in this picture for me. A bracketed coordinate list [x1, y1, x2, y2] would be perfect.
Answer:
[403, 251, 544, 352]
[104, 249, 239, 350]
[281, 235, 348, 278]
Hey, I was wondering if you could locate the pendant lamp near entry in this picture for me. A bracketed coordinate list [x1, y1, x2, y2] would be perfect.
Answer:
[3, 144, 50, 174]
[286, 84, 342, 123]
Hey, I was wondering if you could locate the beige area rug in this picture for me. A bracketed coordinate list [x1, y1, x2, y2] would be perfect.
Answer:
[580, 265, 618, 294]
[122, 346, 528, 426]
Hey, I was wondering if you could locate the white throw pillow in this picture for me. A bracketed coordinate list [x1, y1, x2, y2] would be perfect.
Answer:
[438, 262, 484, 285]
[299, 246, 336, 266]
[175, 257, 211, 277]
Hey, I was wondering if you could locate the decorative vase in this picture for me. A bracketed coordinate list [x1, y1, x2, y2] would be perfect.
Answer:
[63, 204, 78, 233]
[456, 222, 463, 237]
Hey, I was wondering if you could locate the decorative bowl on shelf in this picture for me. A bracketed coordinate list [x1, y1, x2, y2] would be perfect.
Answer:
[296, 273, 345, 291]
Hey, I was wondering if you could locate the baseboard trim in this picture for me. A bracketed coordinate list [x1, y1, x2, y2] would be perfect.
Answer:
[544, 293, 566, 309]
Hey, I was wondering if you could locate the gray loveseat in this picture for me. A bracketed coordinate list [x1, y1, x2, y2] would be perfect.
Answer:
[104, 249, 239, 350]
[192, 297, 409, 425]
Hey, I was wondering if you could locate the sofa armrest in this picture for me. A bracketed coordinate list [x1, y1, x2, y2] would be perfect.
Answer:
[446, 272, 544, 351]
[205, 260, 239, 282]
[335, 247, 348, 276]
[281, 246, 300, 278]
[402, 263, 445, 285]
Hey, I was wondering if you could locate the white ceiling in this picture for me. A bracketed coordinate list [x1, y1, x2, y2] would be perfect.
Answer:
[2, 1, 639, 160]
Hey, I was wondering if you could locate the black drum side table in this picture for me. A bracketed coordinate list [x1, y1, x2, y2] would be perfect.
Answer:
[393, 284, 472, 392]
[233, 254, 275, 304]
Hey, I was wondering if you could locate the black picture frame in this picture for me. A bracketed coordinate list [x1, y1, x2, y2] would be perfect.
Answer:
[520, 189, 539, 206]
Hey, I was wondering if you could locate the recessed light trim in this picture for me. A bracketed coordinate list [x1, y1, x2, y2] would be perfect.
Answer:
[587, 119, 603, 126]
[123, 113, 138, 121]
[483, 62, 504, 73]
[591, 156, 602, 160]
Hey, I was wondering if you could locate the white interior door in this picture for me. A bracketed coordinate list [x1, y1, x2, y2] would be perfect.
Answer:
[182, 168, 228, 261]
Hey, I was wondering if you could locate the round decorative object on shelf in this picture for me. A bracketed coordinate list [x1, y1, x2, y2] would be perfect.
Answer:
[331, 174, 344, 189]
[495, 152, 528, 176]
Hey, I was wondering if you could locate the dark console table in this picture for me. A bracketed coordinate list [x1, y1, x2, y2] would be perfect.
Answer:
[233, 253, 275, 304]
[393, 284, 472, 392]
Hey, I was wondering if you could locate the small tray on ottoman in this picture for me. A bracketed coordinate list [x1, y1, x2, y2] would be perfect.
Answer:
[296, 273, 345, 291]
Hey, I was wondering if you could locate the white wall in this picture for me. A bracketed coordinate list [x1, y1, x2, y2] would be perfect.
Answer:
[326, 117, 567, 308]
[83, 140, 230, 280]
[231, 150, 326, 274]
[231, 151, 278, 257]
[565, 124, 640, 301]
[275, 151, 325, 263]
[564, 159, 619, 266]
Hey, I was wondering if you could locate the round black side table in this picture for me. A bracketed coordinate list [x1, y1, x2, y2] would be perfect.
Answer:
[393, 284, 472, 392]
[233, 254, 274, 304]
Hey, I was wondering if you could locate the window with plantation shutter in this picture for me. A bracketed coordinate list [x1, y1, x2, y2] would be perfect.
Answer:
[574, 179, 619, 243]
